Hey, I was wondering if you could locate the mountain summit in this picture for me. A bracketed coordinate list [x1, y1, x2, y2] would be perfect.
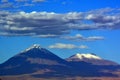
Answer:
[23, 44, 42, 52]
[0, 44, 68, 76]
[66, 53, 118, 65]
[68, 53, 102, 60]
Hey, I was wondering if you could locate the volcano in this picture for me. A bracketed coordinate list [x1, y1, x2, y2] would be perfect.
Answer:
[0, 44, 69, 76]
[0, 44, 120, 80]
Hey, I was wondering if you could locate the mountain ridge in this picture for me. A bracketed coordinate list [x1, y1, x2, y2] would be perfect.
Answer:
[0, 44, 120, 79]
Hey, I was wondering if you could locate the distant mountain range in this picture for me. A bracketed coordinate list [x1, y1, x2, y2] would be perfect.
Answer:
[0, 44, 120, 80]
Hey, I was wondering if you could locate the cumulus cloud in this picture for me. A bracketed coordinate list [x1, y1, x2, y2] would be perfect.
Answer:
[0, 11, 81, 37]
[61, 34, 104, 41]
[0, 8, 120, 37]
[48, 43, 88, 49]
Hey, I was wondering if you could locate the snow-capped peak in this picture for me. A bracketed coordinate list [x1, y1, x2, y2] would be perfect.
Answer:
[31, 44, 41, 49]
[71, 53, 102, 60]
[22, 44, 42, 52]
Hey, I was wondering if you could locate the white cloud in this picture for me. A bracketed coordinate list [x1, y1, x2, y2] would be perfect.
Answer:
[62, 34, 104, 41]
[35, 34, 59, 38]
[78, 45, 88, 49]
[48, 43, 88, 49]
[87, 36, 104, 41]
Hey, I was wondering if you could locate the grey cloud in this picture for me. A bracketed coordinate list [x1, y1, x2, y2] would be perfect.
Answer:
[0, 2, 14, 9]
[0, 8, 120, 38]
[82, 8, 120, 29]
[61, 34, 104, 41]
[0, 11, 72, 37]
[0, 0, 45, 10]
[86, 36, 104, 41]
[86, 14, 116, 23]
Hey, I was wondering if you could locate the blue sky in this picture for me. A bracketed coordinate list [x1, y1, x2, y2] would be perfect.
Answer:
[0, 0, 120, 64]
